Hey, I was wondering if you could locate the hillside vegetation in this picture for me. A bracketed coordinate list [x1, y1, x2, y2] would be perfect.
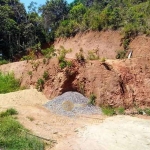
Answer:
[0, 0, 150, 60]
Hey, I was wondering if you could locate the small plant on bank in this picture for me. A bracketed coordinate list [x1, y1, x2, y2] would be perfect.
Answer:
[88, 93, 96, 105]
[144, 108, 150, 116]
[43, 71, 49, 80]
[0, 72, 21, 94]
[115, 107, 125, 115]
[87, 50, 99, 60]
[101, 57, 106, 63]
[76, 50, 85, 63]
[116, 50, 127, 59]
[27, 71, 32, 78]
[36, 78, 44, 91]
[102, 106, 116, 116]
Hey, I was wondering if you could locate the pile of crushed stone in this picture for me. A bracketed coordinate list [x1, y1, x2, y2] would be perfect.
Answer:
[45, 91, 102, 117]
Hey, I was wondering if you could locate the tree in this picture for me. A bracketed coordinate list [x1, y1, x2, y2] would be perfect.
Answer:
[40, 0, 68, 41]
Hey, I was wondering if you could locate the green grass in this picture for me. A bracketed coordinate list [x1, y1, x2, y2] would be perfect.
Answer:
[115, 107, 125, 115]
[0, 109, 44, 150]
[0, 108, 18, 117]
[0, 72, 20, 94]
[102, 106, 116, 116]
[0, 59, 9, 65]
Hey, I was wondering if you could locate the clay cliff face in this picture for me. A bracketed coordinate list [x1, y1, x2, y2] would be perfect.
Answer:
[1, 57, 150, 108]
[1, 31, 150, 108]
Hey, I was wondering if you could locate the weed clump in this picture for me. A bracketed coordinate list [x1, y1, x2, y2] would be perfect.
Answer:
[0, 72, 20, 94]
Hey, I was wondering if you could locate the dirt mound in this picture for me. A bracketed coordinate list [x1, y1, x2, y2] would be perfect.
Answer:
[54, 30, 123, 59]
[0, 89, 48, 107]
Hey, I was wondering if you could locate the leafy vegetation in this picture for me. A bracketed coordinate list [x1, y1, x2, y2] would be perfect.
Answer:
[0, 108, 18, 117]
[0, 72, 20, 94]
[88, 93, 96, 105]
[102, 106, 116, 116]
[0, 108, 44, 150]
[1, 0, 150, 60]
[36, 78, 45, 91]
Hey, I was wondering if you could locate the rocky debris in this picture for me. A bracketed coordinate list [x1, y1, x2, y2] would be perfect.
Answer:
[45, 91, 102, 117]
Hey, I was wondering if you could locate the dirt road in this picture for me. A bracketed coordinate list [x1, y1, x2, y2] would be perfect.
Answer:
[0, 89, 150, 150]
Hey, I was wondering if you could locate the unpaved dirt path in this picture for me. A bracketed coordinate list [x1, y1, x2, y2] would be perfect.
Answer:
[0, 89, 150, 150]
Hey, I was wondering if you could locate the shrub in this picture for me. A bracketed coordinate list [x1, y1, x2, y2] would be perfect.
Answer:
[116, 50, 127, 59]
[75, 49, 85, 63]
[115, 107, 125, 115]
[102, 106, 116, 116]
[0, 72, 20, 94]
[43, 71, 49, 80]
[144, 108, 150, 116]
[87, 51, 99, 60]
[88, 93, 96, 105]
[36, 78, 44, 91]
[41, 46, 56, 58]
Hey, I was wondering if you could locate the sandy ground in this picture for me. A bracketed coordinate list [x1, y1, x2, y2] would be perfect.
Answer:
[0, 89, 150, 150]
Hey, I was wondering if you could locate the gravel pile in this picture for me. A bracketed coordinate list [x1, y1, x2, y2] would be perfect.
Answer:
[45, 91, 102, 117]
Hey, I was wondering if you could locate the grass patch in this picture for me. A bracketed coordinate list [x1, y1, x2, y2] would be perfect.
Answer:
[115, 107, 125, 115]
[0, 109, 44, 150]
[0, 108, 18, 117]
[0, 72, 21, 94]
[0, 59, 9, 65]
[102, 106, 116, 116]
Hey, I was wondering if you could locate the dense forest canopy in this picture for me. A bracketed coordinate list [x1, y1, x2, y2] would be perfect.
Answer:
[0, 0, 150, 60]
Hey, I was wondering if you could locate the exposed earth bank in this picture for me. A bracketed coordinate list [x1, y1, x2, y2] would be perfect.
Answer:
[1, 57, 150, 108]
[2, 31, 150, 108]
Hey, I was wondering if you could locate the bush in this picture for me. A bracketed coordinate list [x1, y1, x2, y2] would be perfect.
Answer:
[144, 108, 150, 116]
[88, 93, 96, 105]
[0, 72, 20, 94]
[115, 107, 125, 115]
[102, 106, 116, 116]
[43, 71, 49, 80]
[116, 50, 127, 59]
[36, 78, 44, 91]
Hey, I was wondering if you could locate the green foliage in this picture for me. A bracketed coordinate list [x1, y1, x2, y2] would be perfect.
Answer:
[0, 72, 20, 94]
[0, 59, 9, 65]
[36, 78, 44, 91]
[43, 71, 49, 80]
[58, 46, 72, 69]
[115, 107, 125, 115]
[0, 111, 44, 149]
[116, 50, 127, 59]
[88, 93, 96, 105]
[27, 71, 32, 77]
[75, 49, 85, 63]
[42, 46, 56, 59]
[144, 108, 150, 116]
[0, 108, 18, 117]
[102, 106, 116, 116]
[87, 50, 99, 60]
